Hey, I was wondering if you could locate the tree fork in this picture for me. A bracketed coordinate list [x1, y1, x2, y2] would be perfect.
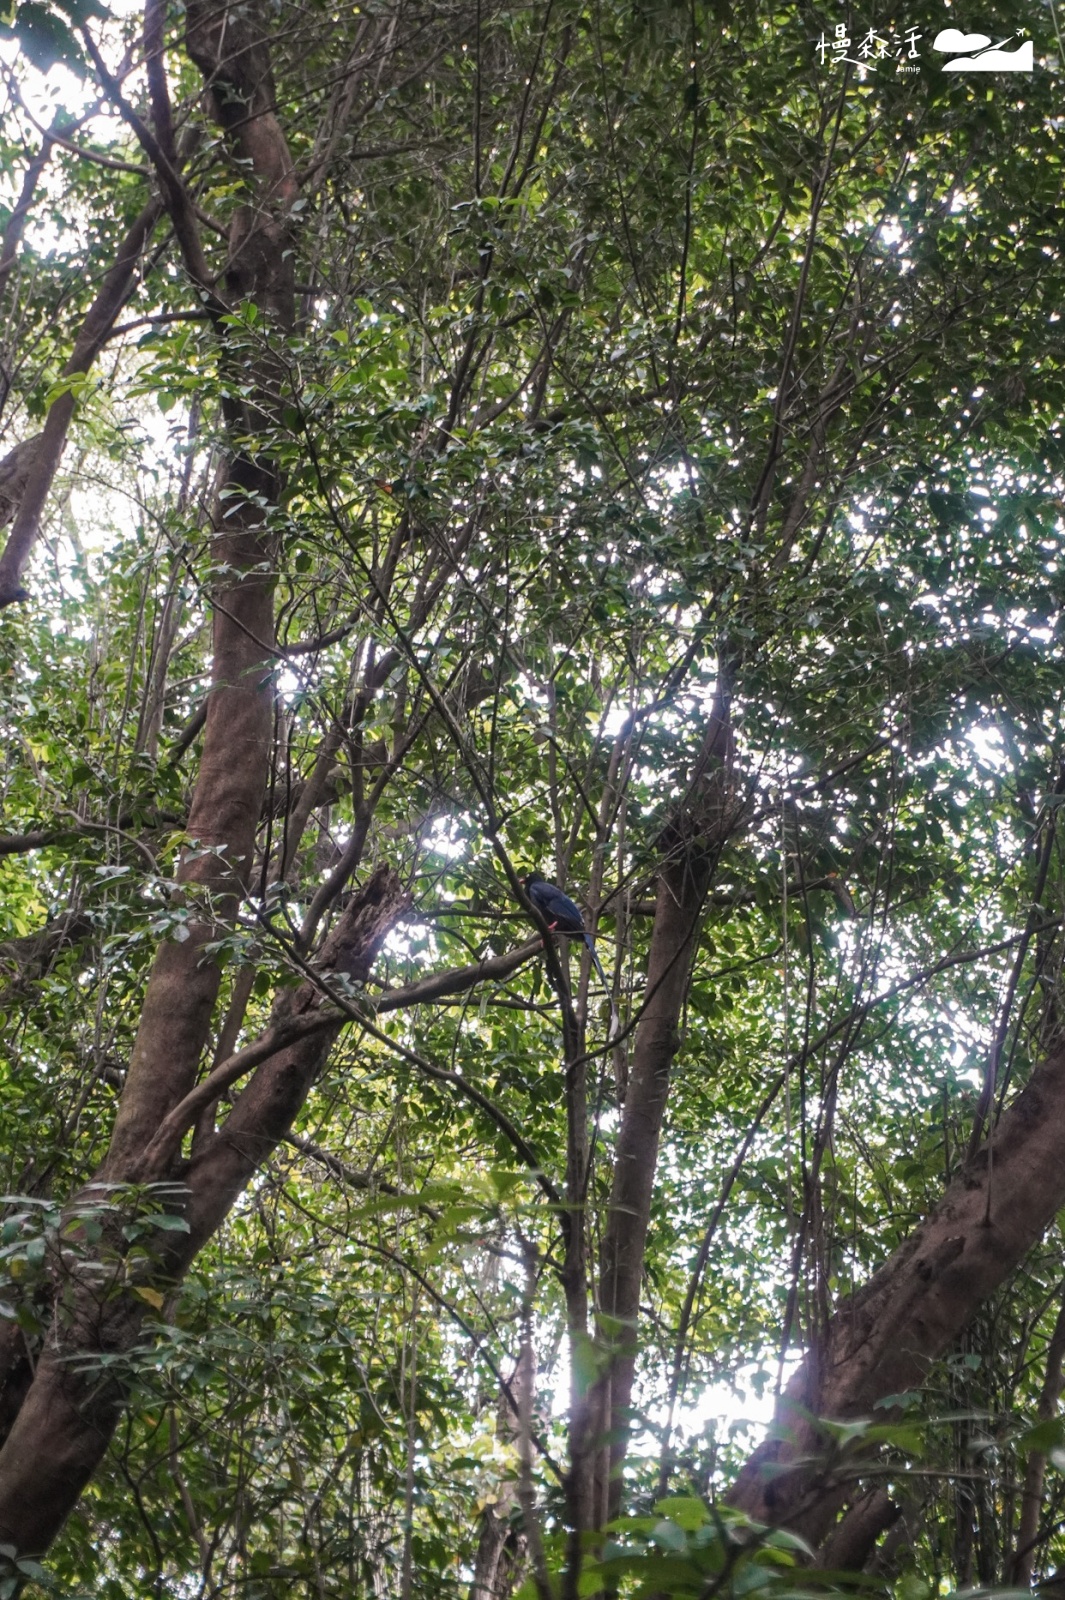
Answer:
[0, 865, 408, 1555]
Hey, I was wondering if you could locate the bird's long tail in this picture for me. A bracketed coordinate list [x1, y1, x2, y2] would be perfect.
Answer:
[584, 933, 621, 1041]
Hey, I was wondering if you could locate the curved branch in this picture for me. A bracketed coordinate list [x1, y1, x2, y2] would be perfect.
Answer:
[376, 938, 542, 1011]
[138, 933, 545, 1173]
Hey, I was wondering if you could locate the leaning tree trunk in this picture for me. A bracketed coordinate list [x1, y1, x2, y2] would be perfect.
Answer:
[0, 867, 408, 1554]
[727, 1042, 1065, 1555]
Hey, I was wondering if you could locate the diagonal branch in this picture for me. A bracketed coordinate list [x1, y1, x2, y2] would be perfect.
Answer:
[0, 193, 164, 606]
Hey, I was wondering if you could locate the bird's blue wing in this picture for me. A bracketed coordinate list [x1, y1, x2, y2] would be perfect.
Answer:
[542, 885, 585, 928]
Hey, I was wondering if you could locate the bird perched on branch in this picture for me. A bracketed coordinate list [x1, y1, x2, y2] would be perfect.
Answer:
[521, 871, 619, 1039]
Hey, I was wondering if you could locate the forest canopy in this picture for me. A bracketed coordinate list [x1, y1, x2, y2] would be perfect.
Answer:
[0, 0, 1064, 1594]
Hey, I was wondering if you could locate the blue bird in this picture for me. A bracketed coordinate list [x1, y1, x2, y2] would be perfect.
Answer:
[521, 871, 619, 1038]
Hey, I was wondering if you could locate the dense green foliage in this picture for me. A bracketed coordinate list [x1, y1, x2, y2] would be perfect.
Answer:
[1, 0, 1065, 1591]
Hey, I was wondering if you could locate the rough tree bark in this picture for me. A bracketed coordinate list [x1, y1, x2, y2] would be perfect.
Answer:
[727, 1043, 1065, 1555]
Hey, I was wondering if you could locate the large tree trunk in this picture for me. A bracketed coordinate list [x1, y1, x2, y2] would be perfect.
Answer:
[727, 1043, 1065, 1551]
[0, 0, 332, 1557]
